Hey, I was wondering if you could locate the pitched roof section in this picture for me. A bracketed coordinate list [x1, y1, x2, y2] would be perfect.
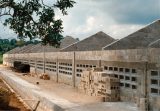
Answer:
[6, 47, 21, 54]
[149, 39, 160, 48]
[60, 36, 79, 48]
[103, 20, 160, 50]
[7, 36, 78, 54]
[61, 31, 115, 51]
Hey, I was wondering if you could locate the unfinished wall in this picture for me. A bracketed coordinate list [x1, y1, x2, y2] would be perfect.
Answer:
[4, 48, 160, 111]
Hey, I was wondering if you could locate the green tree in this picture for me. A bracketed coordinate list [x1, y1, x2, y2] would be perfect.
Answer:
[0, 46, 2, 52]
[10, 38, 17, 46]
[0, 39, 3, 44]
[3, 39, 9, 44]
[0, 0, 75, 47]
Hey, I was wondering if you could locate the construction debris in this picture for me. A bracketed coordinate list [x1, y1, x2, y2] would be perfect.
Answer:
[39, 73, 50, 80]
[78, 68, 120, 102]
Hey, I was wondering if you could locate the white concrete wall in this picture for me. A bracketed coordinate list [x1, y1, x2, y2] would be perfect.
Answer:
[4, 48, 160, 110]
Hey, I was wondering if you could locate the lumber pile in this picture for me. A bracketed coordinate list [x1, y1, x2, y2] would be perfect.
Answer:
[78, 68, 120, 102]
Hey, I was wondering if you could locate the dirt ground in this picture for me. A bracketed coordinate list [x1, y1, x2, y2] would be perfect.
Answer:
[1, 65, 102, 106]
[9, 70, 102, 106]
[0, 77, 30, 111]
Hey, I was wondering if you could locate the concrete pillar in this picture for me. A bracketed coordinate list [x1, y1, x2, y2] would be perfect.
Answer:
[28, 53, 30, 65]
[138, 62, 149, 111]
[56, 57, 59, 83]
[139, 98, 148, 111]
[14, 53, 16, 66]
[98, 60, 102, 67]
[43, 46, 46, 73]
[35, 58, 37, 74]
[72, 52, 76, 87]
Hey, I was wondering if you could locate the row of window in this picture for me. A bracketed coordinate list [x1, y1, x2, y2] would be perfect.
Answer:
[37, 64, 43, 66]
[76, 69, 83, 72]
[76, 64, 96, 68]
[151, 88, 160, 95]
[30, 63, 35, 68]
[150, 70, 160, 95]
[30, 65, 35, 68]
[59, 70, 72, 75]
[76, 69, 82, 77]
[30, 63, 35, 65]
[116, 75, 137, 82]
[75, 64, 97, 77]
[46, 62, 56, 65]
[46, 65, 56, 68]
[59, 63, 72, 75]
[110, 86, 119, 90]
[150, 79, 159, 86]
[104, 66, 138, 90]
[37, 61, 43, 63]
[46, 68, 56, 72]
[120, 83, 137, 89]
[104, 66, 137, 73]
[59, 63, 72, 66]
[59, 66, 72, 71]
[151, 70, 159, 77]
[76, 74, 81, 77]
[37, 67, 43, 69]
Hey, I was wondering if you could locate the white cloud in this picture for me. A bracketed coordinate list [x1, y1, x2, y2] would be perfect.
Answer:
[0, 0, 159, 40]
[106, 24, 144, 39]
[60, 0, 158, 40]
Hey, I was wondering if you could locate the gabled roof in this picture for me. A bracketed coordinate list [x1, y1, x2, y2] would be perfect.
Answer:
[61, 31, 115, 51]
[103, 20, 160, 50]
[6, 36, 78, 54]
[27, 43, 60, 53]
[60, 36, 79, 49]
[6, 47, 21, 54]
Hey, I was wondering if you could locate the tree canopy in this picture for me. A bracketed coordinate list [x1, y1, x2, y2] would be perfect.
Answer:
[0, 38, 40, 54]
[0, 0, 75, 47]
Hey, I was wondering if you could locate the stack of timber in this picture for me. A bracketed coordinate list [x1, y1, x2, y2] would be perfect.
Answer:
[78, 68, 120, 102]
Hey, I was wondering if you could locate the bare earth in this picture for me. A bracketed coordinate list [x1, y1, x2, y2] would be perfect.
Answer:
[14, 72, 102, 105]
[0, 77, 30, 111]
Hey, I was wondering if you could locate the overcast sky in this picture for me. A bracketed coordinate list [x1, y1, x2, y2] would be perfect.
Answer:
[0, 0, 160, 40]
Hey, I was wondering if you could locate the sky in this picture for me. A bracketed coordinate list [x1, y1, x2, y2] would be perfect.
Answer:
[0, 0, 160, 40]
